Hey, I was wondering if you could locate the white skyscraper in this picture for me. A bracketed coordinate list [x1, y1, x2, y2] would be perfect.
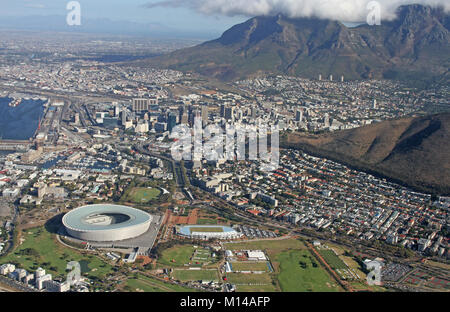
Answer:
[324, 113, 330, 128]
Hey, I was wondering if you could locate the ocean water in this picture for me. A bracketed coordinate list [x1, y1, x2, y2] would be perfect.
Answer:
[0, 97, 45, 140]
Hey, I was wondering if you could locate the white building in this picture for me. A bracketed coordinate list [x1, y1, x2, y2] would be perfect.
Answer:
[246, 250, 267, 261]
[0, 264, 16, 275]
[2, 188, 20, 198]
[36, 274, 52, 290]
[35, 267, 46, 279]
[43, 280, 71, 292]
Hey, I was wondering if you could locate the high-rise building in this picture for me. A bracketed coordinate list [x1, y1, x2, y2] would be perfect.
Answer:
[74, 113, 80, 125]
[178, 105, 185, 120]
[220, 104, 226, 118]
[201, 105, 209, 124]
[181, 112, 189, 125]
[121, 111, 128, 127]
[324, 113, 330, 128]
[154, 122, 167, 133]
[114, 104, 120, 117]
[251, 106, 257, 119]
[295, 109, 303, 122]
[168, 113, 177, 132]
[236, 109, 243, 121]
[132, 98, 153, 113]
[225, 107, 235, 121]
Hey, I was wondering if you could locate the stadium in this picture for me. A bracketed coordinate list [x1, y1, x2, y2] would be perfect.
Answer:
[62, 204, 152, 242]
[177, 225, 242, 240]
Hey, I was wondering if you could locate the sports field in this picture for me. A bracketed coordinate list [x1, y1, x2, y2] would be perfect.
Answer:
[0, 226, 113, 280]
[225, 239, 349, 292]
[173, 269, 219, 282]
[276, 250, 341, 292]
[230, 262, 271, 272]
[189, 227, 224, 233]
[123, 187, 161, 204]
[158, 245, 196, 267]
[125, 274, 196, 292]
[158, 245, 215, 267]
[226, 272, 274, 285]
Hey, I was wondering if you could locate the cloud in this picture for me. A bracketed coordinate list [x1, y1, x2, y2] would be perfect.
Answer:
[143, 0, 450, 22]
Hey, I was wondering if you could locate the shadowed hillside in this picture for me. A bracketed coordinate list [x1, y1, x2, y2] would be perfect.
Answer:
[283, 113, 450, 195]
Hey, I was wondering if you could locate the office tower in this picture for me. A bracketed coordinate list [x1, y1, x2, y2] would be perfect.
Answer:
[168, 112, 177, 132]
[220, 104, 226, 118]
[224, 106, 234, 121]
[324, 113, 330, 128]
[201, 105, 209, 124]
[251, 106, 257, 119]
[236, 109, 243, 121]
[181, 112, 189, 125]
[121, 111, 127, 126]
[148, 97, 158, 106]
[178, 105, 185, 120]
[132, 98, 150, 113]
[74, 113, 80, 125]
[295, 109, 303, 122]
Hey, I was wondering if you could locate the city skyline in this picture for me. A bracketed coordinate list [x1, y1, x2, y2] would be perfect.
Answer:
[0, 1, 448, 299]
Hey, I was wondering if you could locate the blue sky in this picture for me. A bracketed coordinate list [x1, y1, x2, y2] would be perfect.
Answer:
[0, 0, 247, 37]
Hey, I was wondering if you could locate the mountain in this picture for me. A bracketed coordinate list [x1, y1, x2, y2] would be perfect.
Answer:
[283, 113, 450, 195]
[140, 4, 450, 82]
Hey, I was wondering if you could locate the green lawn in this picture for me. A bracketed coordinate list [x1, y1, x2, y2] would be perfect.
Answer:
[123, 187, 161, 204]
[189, 227, 224, 233]
[158, 245, 196, 267]
[236, 284, 278, 292]
[226, 272, 274, 285]
[276, 250, 341, 292]
[197, 218, 218, 225]
[125, 274, 197, 292]
[173, 269, 219, 282]
[318, 249, 348, 270]
[225, 239, 343, 292]
[0, 226, 113, 280]
[231, 262, 271, 272]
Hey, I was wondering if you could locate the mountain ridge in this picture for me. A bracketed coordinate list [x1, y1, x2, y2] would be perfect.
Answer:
[138, 4, 450, 83]
[283, 113, 450, 195]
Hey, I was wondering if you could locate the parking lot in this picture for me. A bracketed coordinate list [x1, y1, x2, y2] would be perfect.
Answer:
[0, 202, 11, 217]
[382, 263, 412, 282]
[235, 225, 277, 239]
